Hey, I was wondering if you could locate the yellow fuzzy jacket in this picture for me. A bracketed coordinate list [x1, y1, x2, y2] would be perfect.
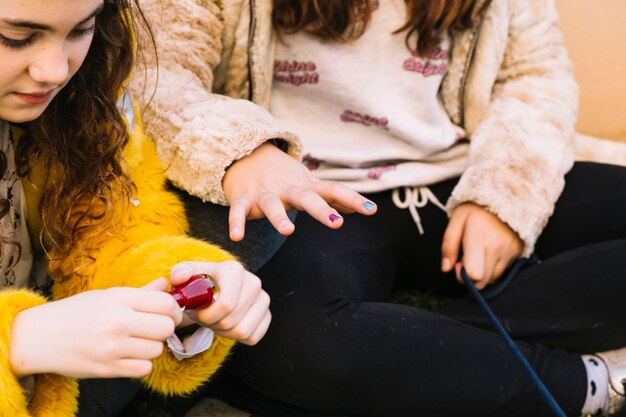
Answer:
[0, 100, 236, 417]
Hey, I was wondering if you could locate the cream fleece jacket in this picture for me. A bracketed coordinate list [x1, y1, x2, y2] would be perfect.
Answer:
[131, 0, 626, 256]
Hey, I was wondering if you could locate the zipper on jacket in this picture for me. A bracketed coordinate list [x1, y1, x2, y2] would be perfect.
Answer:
[247, 0, 257, 102]
[457, 7, 487, 128]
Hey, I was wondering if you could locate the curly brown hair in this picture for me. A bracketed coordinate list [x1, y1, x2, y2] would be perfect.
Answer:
[15, 0, 153, 281]
[272, 0, 492, 56]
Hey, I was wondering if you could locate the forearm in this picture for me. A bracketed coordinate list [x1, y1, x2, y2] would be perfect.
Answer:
[448, 0, 578, 254]
[131, 0, 301, 203]
[130, 66, 302, 203]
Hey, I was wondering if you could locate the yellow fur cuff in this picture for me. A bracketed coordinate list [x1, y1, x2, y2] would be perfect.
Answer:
[0, 290, 78, 417]
[104, 235, 239, 395]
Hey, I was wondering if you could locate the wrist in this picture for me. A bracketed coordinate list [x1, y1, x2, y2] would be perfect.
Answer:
[266, 138, 288, 152]
[9, 308, 43, 377]
[223, 141, 284, 193]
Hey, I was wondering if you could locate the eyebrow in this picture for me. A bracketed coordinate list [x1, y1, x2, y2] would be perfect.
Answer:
[2, 3, 105, 31]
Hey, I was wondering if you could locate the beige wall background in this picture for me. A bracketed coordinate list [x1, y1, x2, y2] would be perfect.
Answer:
[556, 0, 626, 141]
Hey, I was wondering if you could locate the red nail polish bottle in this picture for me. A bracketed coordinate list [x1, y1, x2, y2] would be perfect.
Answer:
[170, 274, 217, 310]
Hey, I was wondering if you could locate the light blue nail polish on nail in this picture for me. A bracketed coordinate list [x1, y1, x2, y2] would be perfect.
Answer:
[363, 201, 376, 211]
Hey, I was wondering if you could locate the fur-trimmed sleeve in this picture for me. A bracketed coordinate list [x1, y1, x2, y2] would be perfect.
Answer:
[447, 0, 578, 256]
[47, 121, 239, 395]
[0, 290, 78, 417]
[129, 0, 301, 204]
[93, 235, 238, 395]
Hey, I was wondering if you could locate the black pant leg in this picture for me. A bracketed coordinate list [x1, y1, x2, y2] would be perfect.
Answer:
[441, 239, 626, 350]
[207, 162, 626, 417]
[76, 378, 141, 417]
[536, 162, 626, 256]
[221, 207, 586, 417]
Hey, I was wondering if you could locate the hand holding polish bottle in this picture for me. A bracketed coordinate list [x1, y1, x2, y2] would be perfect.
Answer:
[169, 261, 271, 345]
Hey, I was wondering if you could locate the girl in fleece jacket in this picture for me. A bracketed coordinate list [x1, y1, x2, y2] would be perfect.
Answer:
[0, 0, 271, 415]
[132, 0, 626, 416]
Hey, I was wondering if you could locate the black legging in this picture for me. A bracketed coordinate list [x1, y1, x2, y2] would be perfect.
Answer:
[211, 162, 626, 417]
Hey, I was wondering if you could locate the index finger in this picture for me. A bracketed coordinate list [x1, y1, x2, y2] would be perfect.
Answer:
[122, 287, 183, 325]
[441, 214, 464, 272]
[170, 261, 243, 285]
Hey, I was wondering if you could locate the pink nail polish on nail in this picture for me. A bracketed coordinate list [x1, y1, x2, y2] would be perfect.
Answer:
[329, 214, 341, 223]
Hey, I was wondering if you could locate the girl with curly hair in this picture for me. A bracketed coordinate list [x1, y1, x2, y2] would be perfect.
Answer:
[134, 0, 626, 416]
[0, 1, 271, 416]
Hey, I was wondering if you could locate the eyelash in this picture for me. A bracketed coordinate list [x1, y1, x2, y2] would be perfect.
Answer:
[70, 24, 96, 40]
[0, 23, 96, 50]
[0, 35, 30, 50]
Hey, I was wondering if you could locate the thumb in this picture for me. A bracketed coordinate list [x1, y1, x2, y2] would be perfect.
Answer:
[169, 262, 197, 286]
[142, 277, 169, 292]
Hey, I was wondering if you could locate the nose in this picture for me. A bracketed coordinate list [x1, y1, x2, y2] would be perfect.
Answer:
[28, 42, 70, 86]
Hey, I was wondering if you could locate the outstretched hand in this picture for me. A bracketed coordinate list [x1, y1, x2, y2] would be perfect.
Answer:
[223, 142, 377, 241]
[441, 203, 523, 290]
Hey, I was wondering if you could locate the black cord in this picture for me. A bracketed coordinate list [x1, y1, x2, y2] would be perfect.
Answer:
[480, 254, 539, 300]
[461, 263, 567, 417]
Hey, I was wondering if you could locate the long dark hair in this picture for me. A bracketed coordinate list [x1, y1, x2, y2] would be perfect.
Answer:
[16, 0, 153, 281]
[272, 0, 492, 56]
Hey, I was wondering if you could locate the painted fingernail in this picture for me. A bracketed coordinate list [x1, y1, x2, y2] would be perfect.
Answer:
[329, 214, 342, 223]
[363, 201, 376, 211]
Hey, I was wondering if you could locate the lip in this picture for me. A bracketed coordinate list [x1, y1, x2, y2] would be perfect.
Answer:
[12, 90, 55, 105]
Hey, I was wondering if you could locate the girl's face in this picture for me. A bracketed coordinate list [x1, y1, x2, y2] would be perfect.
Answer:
[0, 0, 104, 123]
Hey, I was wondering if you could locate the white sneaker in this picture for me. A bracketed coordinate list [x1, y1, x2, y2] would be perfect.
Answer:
[596, 348, 626, 415]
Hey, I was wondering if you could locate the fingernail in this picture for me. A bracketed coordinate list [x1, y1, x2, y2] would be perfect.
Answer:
[279, 220, 292, 230]
[171, 262, 193, 276]
[363, 201, 376, 211]
[230, 227, 240, 236]
[441, 258, 451, 271]
[329, 213, 342, 223]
